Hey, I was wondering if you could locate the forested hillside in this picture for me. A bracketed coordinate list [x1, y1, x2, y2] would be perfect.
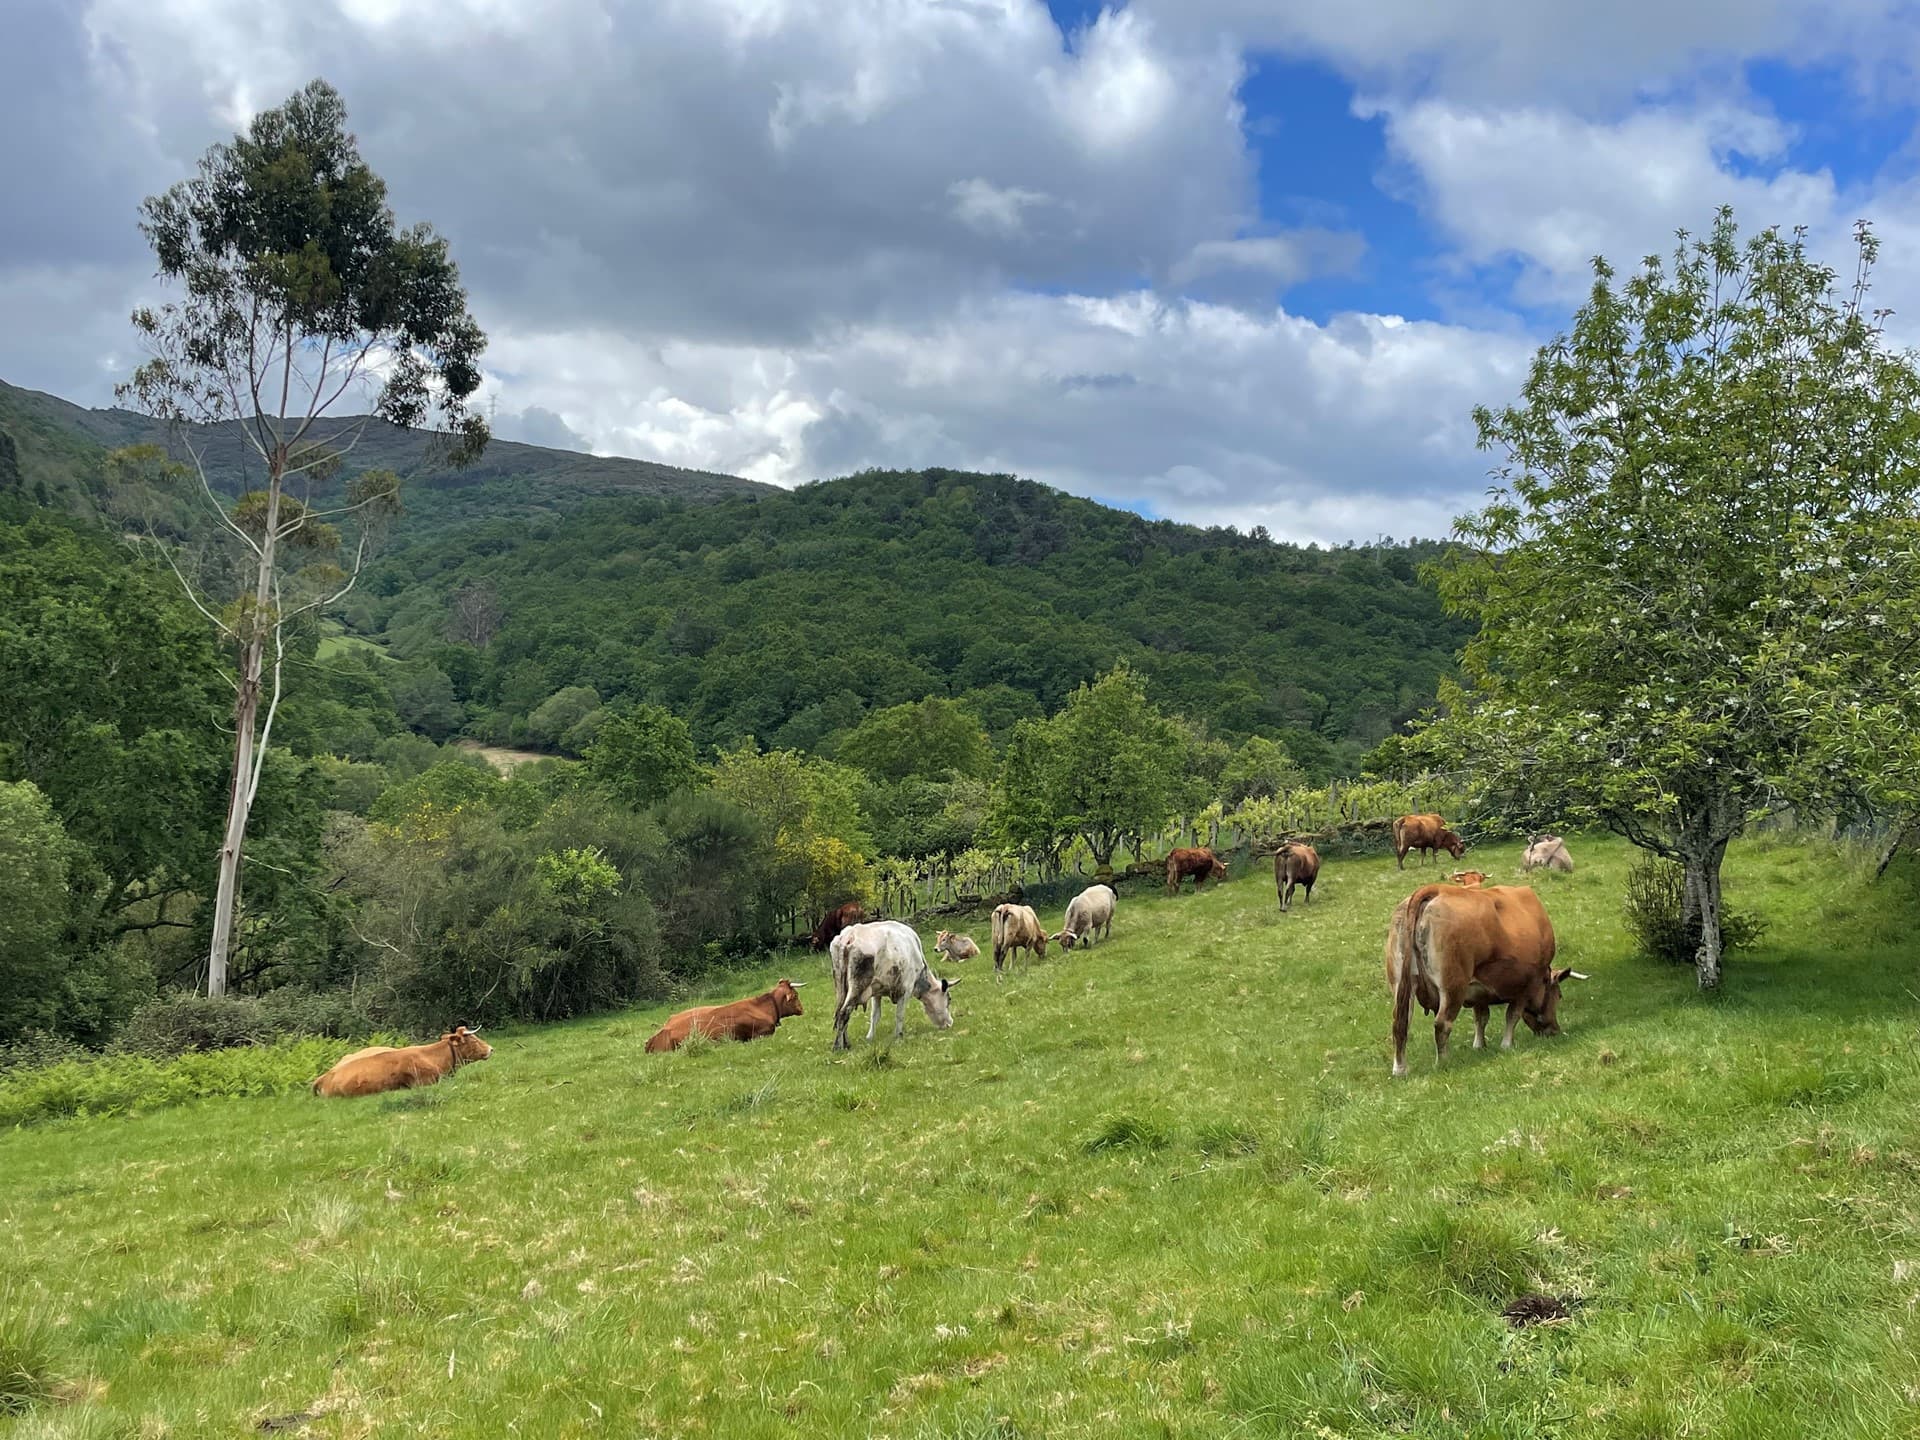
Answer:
[359, 467, 1469, 770]
[0, 377, 769, 534]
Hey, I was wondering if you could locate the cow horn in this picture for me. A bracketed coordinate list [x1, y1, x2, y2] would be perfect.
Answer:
[787, 980, 806, 988]
[1567, 970, 1591, 981]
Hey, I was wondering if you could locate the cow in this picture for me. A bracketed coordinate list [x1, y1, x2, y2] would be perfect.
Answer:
[1274, 842, 1320, 912]
[1053, 884, 1116, 949]
[810, 901, 867, 952]
[829, 921, 959, 1050]
[1523, 835, 1575, 874]
[1392, 814, 1466, 869]
[1385, 884, 1586, 1076]
[311, 1027, 492, 1098]
[933, 929, 980, 964]
[1165, 847, 1228, 896]
[1447, 870, 1489, 887]
[643, 979, 806, 1053]
[991, 903, 1049, 976]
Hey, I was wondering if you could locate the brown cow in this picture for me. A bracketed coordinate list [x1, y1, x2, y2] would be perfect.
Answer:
[933, 930, 980, 964]
[311, 1027, 492, 1098]
[810, 902, 866, 952]
[1274, 842, 1320, 912]
[1165, 847, 1228, 896]
[1447, 870, 1489, 887]
[991, 903, 1049, 976]
[644, 979, 805, 1053]
[1385, 885, 1585, 1076]
[1392, 814, 1466, 869]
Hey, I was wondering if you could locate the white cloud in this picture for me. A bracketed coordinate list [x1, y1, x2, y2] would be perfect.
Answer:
[1169, 231, 1366, 290]
[948, 178, 1051, 237]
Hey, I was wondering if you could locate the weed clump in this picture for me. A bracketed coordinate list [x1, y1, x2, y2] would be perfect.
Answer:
[0, 1288, 62, 1415]
[1082, 1113, 1172, 1154]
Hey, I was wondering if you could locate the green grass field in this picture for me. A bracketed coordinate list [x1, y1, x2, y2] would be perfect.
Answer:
[4, 835, 1918, 1438]
[314, 620, 393, 663]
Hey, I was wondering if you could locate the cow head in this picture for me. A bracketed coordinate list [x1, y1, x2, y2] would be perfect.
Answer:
[1523, 967, 1589, 1035]
[1053, 928, 1080, 950]
[921, 975, 960, 1029]
[771, 979, 805, 1018]
[1448, 870, 1488, 887]
[1208, 856, 1228, 881]
[1440, 830, 1467, 859]
[445, 1027, 493, 1063]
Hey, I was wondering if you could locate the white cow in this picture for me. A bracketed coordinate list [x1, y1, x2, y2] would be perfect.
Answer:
[1053, 884, 1116, 949]
[1523, 835, 1574, 874]
[829, 921, 960, 1050]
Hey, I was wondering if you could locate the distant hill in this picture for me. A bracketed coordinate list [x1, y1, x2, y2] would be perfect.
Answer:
[0, 378, 771, 528]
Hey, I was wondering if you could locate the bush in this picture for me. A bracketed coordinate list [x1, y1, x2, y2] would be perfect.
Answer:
[0, 1030, 91, 1076]
[1622, 857, 1768, 964]
[115, 988, 377, 1060]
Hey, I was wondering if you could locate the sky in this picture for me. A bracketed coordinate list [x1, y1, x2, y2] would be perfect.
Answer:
[5, 0, 1920, 544]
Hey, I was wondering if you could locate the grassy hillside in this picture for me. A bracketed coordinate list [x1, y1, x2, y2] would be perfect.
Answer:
[0, 377, 770, 529]
[5, 835, 1917, 1437]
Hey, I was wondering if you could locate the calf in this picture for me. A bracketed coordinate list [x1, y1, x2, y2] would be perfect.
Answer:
[1384, 885, 1586, 1076]
[311, 1027, 492, 1098]
[991, 903, 1049, 976]
[1165, 847, 1227, 896]
[933, 929, 980, 964]
[1392, 814, 1466, 869]
[1053, 885, 1116, 949]
[1274, 842, 1320, 912]
[1523, 835, 1574, 874]
[830, 921, 959, 1050]
[644, 979, 805, 1053]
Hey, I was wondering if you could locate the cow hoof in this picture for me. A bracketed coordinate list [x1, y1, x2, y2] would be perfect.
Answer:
[1391, 1063, 1408, 1078]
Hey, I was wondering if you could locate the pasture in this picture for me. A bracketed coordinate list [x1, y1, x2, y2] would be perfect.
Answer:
[3, 835, 1918, 1438]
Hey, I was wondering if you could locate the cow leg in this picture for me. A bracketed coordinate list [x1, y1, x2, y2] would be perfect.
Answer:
[832, 1003, 852, 1051]
[1303, 880, 1313, 904]
[894, 998, 907, 1041]
[1471, 1007, 1489, 1049]
[866, 997, 881, 1043]
[1433, 993, 1464, 1064]
[1501, 1003, 1521, 1050]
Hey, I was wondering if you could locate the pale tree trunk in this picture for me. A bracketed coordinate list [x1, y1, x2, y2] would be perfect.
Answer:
[1678, 805, 1732, 992]
[206, 452, 283, 998]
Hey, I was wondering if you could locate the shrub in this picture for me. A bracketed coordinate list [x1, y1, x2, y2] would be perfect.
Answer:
[115, 988, 376, 1060]
[0, 1030, 91, 1076]
[1622, 857, 1768, 965]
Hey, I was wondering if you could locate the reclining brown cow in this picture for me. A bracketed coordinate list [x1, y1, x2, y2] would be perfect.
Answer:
[645, 979, 805, 1052]
[1384, 885, 1586, 1076]
[311, 1027, 492, 1098]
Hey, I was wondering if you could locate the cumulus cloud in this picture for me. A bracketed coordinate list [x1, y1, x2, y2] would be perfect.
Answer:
[5, 0, 1920, 543]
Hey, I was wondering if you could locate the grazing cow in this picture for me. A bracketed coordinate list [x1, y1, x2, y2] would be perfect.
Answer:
[311, 1027, 492, 1098]
[1165, 847, 1228, 896]
[829, 921, 959, 1050]
[644, 979, 806, 1053]
[1392, 814, 1466, 869]
[934, 929, 980, 964]
[1523, 835, 1575, 874]
[1447, 870, 1489, 887]
[991, 903, 1049, 975]
[810, 901, 867, 952]
[1053, 884, 1116, 949]
[1385, 884, 1586, 1076]
[1274, 842, 1321, 912]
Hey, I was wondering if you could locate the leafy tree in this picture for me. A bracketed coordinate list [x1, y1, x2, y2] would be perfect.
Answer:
[0, 428, 19, 491]
[1221, 735, 1305, 806]
[836, 698, 991, 782]
[528, 685, 602, 751]
[446, 578, 505, 649]
[0, 781, 79, 1041]
[587, 705, 705, 805]
[389, 662, 464, 741]
[118, 78, 488, 997]
[993, 665, 1185, 879]
[1428, 211, 1920, 988]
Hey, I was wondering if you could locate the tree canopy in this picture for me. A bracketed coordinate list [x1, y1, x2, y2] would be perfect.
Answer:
[1426, 210, 1920, 987]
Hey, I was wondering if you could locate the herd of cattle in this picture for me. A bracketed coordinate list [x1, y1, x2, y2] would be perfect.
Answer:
[307, 820, 1586, 1097]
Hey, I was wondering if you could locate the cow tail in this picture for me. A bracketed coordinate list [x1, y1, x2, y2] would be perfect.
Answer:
[1391, 816, 1405, 851]
[1389, 899, 1418, 1065]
